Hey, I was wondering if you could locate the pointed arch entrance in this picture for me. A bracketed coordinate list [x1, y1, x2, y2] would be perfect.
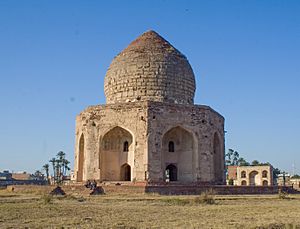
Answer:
[249, 171, 259, 186]
[77, 134, 85, 182]
[213, 132, 223, 184]
[166, 164, 177, 181]
[100, 126, 133, 181]
[121, 163, 131, 181]
[162, 126, 196, 182]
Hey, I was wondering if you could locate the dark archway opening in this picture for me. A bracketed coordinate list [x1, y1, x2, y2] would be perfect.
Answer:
[123, 141, 129, 152]
[121, 164, 131, 181]
[166, 164, 178, 181]
[263, 180, 268, 186]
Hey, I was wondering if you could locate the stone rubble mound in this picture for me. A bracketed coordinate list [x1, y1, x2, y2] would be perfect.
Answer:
[90, 186, 105, 195]
[50, 186, 66, 195]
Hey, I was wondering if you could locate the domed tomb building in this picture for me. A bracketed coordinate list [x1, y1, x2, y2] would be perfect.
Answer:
[74, 31, 225, 184]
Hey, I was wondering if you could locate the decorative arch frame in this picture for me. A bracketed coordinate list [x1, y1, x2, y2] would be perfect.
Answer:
[241, 171, 246, 178]
[249, 170, 259, 186]
[161, 125, 199, 182]
[212, 131, 225, 184]
[262, 170, 268, 178]
[98, 126, 135, 181]
[77, 133, 85, 182]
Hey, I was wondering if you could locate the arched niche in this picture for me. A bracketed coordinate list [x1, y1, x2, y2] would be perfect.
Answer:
[213, 132, 223, 184]
[262, 170, 268, 178]
[249, 171, 259, 186]
[100, 126, 133, 181]
[77, 134, 85, 182]
[241, 171, 246, 178]
[241, 180, 247, 186]
[162, 126, 196, 182]
[121, 163, 131, 181]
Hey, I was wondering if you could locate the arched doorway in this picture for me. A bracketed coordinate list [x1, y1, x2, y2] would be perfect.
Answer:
[121, 164, 131, 181]
[166, 164, 177, 181]
[100, 126, 133, 181]
[162, 126, 195, 182]
[77, 134, 84, 182]
[249, 171, 259, 186]
[262, 180, 268, 186]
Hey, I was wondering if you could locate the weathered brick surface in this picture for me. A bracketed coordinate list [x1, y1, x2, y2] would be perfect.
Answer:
[74, 30, 225, 185]
[74, 101, 225, 183]
[104, 31, 195, 105]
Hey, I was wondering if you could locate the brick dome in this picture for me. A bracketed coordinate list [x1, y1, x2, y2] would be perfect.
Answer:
[104, 30, 196, 104]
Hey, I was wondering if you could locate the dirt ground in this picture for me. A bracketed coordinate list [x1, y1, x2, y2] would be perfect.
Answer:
[0, 188, 300, 229]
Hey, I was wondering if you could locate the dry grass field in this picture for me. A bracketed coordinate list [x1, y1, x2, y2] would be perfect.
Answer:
[0, 187, 300, 229]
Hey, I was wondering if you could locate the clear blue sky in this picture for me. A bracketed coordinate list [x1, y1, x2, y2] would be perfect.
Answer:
[0, 0, 299, 174]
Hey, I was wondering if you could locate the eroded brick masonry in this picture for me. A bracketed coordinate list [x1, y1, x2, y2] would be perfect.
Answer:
[74, 31, 225, 184]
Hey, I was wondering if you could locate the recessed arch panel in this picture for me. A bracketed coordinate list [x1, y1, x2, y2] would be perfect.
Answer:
[249, 171, 259, 186]
[162, 126, 196, 182]
[213, 132, 223, 184]
[77, 134, 85, 182]
[100, 126, 133, 181]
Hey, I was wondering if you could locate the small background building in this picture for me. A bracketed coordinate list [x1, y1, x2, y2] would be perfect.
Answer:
[227, 165, 273, 186]
[277, 173, 290, 186]
[290, 178, 300, 190]
[0, 171, 12, 180]
[277, 174, 300, 190]
[227, 165, 238, 185]
[12, 172, 33, 180]
[0, 171, 47, 186]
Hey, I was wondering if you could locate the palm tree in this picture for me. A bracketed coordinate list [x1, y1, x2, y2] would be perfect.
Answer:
[57, 151, 65, 161]
[57, 151, 65, 178]
[49, 157, 56, 183]
[56, 151, 71, 180]
[62, 159, 70, 176]
[42, 164, 50, 185]
[49, 151, 70, 184]
[55, 159, 62, 184]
